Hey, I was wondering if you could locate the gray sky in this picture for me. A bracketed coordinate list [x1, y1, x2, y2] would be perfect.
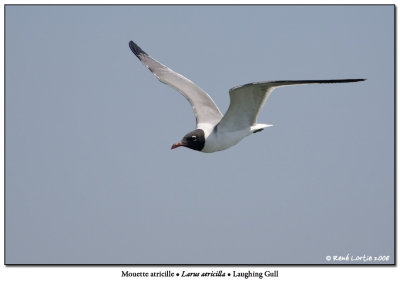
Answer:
[5, 5, 394, 264]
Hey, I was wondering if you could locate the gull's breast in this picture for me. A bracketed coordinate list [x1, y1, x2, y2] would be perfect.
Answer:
[201, 127, 252, 153]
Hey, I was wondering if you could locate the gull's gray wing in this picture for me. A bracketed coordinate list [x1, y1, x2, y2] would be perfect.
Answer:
[129, 41, 223, 126]
[217, 79, 365, 132]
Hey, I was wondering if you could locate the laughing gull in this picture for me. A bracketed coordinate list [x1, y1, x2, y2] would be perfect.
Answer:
[129, 40, 365, 153]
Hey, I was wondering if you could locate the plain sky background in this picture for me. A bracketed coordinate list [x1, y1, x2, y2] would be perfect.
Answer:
[5, 5, 394, 264]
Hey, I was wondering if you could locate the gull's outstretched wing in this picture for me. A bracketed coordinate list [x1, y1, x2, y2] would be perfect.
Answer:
[129, 41, 223, 126]
[217, 79, 365, 132]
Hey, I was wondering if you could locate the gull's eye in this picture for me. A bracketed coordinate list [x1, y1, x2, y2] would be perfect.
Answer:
[191, 135, 197, 141]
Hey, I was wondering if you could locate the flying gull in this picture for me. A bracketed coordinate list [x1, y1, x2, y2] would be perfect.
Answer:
[129, 40, 365, 153]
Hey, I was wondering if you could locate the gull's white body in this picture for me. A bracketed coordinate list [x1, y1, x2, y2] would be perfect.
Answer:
[128, 40, 364, 153]
[200, 123, 272, 153]
[201, 125, 266, 153]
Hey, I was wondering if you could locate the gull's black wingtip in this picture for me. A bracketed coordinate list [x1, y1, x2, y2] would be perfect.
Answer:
[347, 78, 366, 82]
[314, 78, 366, 83]
[129, 41, 148, 58]
[296, 78, 367, 84]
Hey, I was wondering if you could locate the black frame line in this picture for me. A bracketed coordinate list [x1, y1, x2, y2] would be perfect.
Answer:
[3, 3, 396, 267]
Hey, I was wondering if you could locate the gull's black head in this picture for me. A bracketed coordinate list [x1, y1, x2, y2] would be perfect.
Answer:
[171, 129, 205, 151]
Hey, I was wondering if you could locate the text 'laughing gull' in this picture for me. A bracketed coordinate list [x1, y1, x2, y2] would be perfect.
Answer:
[129, 40, 365, 153]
